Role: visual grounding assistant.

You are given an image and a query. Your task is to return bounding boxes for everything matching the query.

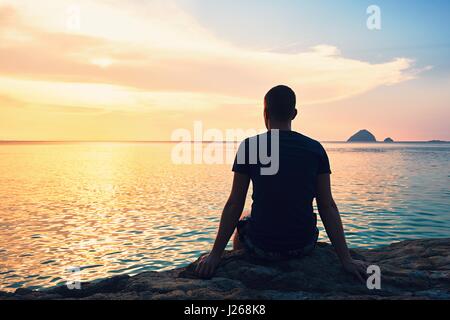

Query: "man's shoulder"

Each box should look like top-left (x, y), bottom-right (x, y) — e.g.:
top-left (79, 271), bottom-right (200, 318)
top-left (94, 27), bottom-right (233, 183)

top-left (239, 131), bottom-right (325, 153)
top-left (239, 131), bottom-right (269, 144)
top-left (290, 132), bottom-right (325, 152)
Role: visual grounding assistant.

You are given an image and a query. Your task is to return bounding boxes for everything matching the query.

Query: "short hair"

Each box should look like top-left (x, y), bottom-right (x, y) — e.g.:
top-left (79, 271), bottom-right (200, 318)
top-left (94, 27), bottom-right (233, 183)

top-left (264, 85), bottom-right (296, 121)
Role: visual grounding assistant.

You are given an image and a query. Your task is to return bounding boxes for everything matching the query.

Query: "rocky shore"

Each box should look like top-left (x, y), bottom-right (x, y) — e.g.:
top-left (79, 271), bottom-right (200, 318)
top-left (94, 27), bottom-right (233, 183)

top-left (1, 238), bottom-right (449, 300)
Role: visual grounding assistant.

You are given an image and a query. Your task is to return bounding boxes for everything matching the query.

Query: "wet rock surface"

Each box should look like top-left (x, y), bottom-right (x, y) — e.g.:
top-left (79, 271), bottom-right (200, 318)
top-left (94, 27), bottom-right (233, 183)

top-left (1, 239), bottom-right (449, 300)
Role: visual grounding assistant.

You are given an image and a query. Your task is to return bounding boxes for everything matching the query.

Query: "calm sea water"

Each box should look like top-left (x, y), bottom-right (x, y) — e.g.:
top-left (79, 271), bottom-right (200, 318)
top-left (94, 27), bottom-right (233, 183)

top-left (0, 142), bottom-right (449, 291)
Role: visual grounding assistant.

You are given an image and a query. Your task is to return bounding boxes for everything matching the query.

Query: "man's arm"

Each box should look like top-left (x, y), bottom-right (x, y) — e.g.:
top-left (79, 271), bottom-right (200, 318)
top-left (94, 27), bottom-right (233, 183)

top-left (195, 172), bottom-right (250, 278)
top-left (316, 174), bottom-right (368, 283)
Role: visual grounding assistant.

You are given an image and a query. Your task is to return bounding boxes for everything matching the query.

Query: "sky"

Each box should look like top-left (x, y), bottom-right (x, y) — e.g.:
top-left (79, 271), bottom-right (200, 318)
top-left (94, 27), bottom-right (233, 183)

top-left (0, 0), bottom-right (449, 141)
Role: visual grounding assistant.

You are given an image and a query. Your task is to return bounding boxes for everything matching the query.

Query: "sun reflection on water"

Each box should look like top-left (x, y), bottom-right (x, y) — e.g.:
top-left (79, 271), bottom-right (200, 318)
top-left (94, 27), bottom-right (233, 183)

top-left (0, 142), bottom-right (449, 291)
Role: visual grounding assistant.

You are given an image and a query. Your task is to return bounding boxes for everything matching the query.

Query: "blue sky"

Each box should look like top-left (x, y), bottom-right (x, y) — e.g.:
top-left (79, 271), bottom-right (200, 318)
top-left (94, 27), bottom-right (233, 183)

top-left (168, 0), bottom-right (450, 141)
top-left (179, 0), bottom-right (450, 75)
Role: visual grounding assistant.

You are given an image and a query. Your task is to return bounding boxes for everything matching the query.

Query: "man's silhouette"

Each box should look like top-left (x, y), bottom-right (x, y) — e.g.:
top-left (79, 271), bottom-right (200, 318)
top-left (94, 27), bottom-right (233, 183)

top-left (196, 85), bottom-right (367, 282)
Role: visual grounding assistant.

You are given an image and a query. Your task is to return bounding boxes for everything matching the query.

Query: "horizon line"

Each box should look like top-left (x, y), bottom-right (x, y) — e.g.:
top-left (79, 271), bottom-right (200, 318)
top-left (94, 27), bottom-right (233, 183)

top-left (0, 140), bottom-right (448, 144)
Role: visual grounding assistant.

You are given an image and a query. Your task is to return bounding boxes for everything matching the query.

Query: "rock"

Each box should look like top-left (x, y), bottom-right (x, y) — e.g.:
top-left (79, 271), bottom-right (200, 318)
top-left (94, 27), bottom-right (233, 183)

top-left (14, 288), bottom-right (34, 296)
top-left (0, 239), bottom-right (449, 300)
top-left (347, 129), bottom-right (377, 142)
top-left (46, 274), bottom-right (130, 299)
top-left (384, 138), bottom-right (394, 143)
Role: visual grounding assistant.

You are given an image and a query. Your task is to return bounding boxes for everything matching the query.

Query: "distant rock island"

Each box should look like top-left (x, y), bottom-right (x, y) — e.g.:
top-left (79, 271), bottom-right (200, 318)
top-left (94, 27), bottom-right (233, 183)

top-left (347, 130), bottom-right (377, 142)
top-left (384, 137), bottom-right (394, 143)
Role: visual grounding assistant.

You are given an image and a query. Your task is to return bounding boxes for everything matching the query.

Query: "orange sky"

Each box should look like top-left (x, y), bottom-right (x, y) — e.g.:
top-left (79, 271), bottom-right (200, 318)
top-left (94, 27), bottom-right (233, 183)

top-left (0, 0), bottom-right (448, 141)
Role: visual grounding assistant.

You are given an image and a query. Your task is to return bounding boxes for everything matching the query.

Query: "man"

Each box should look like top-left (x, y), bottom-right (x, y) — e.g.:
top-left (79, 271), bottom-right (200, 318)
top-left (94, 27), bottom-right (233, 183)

top-left (195, 85), bottom-right (368, 282)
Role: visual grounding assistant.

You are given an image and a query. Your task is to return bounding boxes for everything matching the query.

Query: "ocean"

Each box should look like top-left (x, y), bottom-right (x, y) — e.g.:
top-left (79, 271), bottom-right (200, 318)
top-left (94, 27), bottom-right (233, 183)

top-left (0, 142), bottom-right (449, 291)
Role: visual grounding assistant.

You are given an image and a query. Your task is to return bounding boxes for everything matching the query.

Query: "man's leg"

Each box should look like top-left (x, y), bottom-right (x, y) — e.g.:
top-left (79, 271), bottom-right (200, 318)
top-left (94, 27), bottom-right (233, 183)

top-left (233, 231), bottom-right (245, 251)
top-left (234, 213), bottom-right (251, 251)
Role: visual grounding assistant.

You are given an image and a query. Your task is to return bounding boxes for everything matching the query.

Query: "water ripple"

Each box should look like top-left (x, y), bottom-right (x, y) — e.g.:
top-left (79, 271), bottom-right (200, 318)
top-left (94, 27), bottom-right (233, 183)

top-left (0, 142), bottom-right (449, 291)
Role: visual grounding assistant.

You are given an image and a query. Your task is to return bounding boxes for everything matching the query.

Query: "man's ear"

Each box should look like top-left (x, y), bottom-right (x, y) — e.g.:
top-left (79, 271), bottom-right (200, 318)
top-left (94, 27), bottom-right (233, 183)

top-left (264, 103), bottom-right (270, 129)
top-left (292, 109), bottom-right (298, 120)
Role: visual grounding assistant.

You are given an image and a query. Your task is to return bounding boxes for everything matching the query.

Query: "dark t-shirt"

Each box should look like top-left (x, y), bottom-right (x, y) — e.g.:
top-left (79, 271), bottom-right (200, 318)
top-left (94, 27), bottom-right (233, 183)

top-left (232, 130), bottom-right (331, 251)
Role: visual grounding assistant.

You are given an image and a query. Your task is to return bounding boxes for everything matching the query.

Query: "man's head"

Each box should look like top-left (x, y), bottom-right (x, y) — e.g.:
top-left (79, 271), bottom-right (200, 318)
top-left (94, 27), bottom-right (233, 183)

top-left (264, 85), bottom-right (297, 129)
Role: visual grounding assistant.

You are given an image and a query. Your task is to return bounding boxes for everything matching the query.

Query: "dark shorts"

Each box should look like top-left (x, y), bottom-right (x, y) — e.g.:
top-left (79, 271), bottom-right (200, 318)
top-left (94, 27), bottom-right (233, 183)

top-left (236, 217), bottom-right (317, 261)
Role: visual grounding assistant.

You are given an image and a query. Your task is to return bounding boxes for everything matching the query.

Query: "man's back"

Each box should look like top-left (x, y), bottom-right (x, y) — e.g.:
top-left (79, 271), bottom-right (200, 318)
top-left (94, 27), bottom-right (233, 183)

top-left (233, 130), bottom-right (331, 251)
top-left (196, 85), bottom-right (367, 281)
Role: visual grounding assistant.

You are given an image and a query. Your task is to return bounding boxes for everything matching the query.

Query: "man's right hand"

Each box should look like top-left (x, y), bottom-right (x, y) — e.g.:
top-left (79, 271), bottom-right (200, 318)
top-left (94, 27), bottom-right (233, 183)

top-left (342, 258), bottom-right (369, 284)
top-left (194, 252), bottom-right (222, 279)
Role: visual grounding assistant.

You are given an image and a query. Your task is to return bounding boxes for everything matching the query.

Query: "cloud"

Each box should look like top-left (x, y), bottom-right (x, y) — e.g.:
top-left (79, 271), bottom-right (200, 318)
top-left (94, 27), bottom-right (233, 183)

top-left (0, 0), bottom-right (421, 114)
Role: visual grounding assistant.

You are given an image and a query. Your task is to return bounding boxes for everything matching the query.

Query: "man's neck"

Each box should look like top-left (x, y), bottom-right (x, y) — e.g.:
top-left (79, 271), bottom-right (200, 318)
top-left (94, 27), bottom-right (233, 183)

top-left (269, 122), bottom-right (292, 131)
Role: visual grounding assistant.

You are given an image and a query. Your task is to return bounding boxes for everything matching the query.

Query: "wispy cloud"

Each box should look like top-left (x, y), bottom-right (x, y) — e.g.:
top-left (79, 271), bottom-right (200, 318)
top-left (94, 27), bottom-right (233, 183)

top-left (0, 0), bottom-right (421, 116)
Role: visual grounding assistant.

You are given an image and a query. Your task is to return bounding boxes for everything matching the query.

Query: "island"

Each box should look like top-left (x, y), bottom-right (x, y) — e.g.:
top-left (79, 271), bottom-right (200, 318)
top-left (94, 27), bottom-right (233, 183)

top-left (1, 239), bottom-right (449, 300)
top-left (347, 129), bottom-right (377, 142)
top-left (384, 138), bottom-right (394, 143)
